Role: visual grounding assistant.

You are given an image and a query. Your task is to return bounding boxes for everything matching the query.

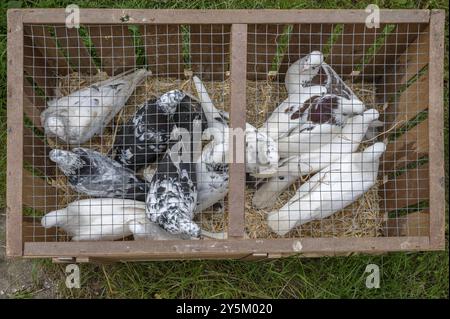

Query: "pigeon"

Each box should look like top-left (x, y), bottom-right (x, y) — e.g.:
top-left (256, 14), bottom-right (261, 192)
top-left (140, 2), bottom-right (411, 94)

top-left (50, 147), bottom-right (148, 201)
top-left (266, 142), bottom-right (386, 236)
top-left (284, 50), bottom-right (324, 95)
top-left (128, 217), bottom-right (187, 240)
top-left (41, 197), bottom-right (224, 241)
top-left (195, 128), bottom-right (230, 213)
top-left (41, 198), bottom-right (148, 241)
top-left (252, 109), bottom-right (379, 209)
top-left (189, 76), bottom-right (230, 212)
top-left (145, 106), bottom-right (203, 238)
top-left (41, 68), bottom-right (150, 144)
top-left (286, 51), bottom-right (364, 106)
top-left (275, 89), bottom-right (368, 158)
top-left (193, 75), bottom-right (279, 178)
top-left (260, 85), bottom-right (326, 140)
top-left (277, 123), bottom-right (343, 158)
top-left (112, 90), bottom-right (206, 171)
top-left (268, 52), bottom-right (366, 151)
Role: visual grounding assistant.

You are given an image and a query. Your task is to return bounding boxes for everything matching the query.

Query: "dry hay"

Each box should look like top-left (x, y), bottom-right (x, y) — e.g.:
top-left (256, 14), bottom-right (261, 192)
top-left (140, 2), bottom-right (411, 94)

top-left (48, 70), bottom-right (385, 239)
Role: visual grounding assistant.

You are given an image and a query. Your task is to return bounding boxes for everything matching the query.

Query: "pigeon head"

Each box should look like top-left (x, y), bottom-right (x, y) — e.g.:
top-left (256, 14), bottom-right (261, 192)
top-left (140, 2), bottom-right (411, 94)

top-left (361, 142), bottom-right (386, 163)
top-left (246, 130), bottom-right (279, 177)
top-left (49, 149), bottom-right (84, 175)
top-left (155, 209), bottom-right (201, 238)
top-left (157, 90), bottom-right (186, 114)
top-left (44, 116), bottom-right (67, 141)
top-left (301, 51), bottom-right (324, 73)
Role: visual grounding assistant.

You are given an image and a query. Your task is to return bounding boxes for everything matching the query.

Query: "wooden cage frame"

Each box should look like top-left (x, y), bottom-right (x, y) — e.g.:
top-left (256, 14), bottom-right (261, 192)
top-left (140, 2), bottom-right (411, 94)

top-left (6, 9), bottom-right (445, 262)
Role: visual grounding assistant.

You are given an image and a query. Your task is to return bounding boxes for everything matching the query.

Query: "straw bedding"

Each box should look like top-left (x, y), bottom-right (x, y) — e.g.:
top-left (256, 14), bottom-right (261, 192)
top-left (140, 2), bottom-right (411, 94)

top-left (48, 71), bottom-right (385, 239)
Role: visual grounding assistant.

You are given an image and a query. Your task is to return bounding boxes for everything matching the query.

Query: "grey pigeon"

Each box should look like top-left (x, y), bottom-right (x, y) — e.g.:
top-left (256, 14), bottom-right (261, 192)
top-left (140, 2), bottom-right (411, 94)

top-left (42, 68), bottom-right (150, 144)
top-left (50, 147), bottom-right (148, 201)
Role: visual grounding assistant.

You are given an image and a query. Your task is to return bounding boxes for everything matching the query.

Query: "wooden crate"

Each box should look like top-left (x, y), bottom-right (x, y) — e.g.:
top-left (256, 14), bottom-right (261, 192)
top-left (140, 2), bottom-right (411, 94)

top-left (6, 9), bottom-right (445, 262)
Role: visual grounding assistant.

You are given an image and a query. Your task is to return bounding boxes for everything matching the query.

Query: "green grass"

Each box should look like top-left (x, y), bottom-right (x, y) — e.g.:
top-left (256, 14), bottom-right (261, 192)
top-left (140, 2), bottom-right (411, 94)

top-left (0, 0), bottom-right (448, 299)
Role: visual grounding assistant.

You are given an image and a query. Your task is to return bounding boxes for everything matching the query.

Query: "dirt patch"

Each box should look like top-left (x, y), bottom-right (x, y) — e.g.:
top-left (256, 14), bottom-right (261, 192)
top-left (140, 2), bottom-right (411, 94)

top-left (0, 209), bottom-right (57, 299)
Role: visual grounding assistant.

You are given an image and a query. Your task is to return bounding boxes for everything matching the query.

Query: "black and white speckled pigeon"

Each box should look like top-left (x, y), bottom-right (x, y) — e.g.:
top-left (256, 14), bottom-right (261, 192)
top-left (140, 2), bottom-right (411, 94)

top-left (50, 148), bottom-right (148, 201)
top-left (112, 90), bottom-right (182, 171)
top-left (145, 104), bottom-right (204, 238)
top-left (42, 68), bottom-right (150, 144)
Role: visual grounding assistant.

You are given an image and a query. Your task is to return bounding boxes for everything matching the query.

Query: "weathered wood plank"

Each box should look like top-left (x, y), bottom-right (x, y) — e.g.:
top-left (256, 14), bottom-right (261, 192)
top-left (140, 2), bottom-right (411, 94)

top-left (23, 170), bottom-right (58, 213)
top-left (53, 26), bottom-right (97, 74)
top-left (385, 210), bottom-right (430, 237)
top-left (228, 24), bottom-right (247, 238)
top-left (381, 163), bottom-right (429, 212)
top-left (247, 24), bottom-right (285, 81)
top-left (141, 24), bottom-right (183, 78)
top-left (382, 120), bottom-right (428, 172)
top-left (278, 24), bottom-right (334, 80)
top-left (88, 25), bottom-right (136, 75)
top-left (327, 24), bottom-right (385, 77)
top-left (190, 24), bottom-right (231, 81)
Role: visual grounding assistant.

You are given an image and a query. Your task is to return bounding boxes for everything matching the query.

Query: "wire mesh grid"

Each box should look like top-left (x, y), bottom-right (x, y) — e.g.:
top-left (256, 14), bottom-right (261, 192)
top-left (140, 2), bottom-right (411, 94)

top-left (20, 22), bottom-right (430, 244)
top-left (244, 23), bottom-right (430, 239)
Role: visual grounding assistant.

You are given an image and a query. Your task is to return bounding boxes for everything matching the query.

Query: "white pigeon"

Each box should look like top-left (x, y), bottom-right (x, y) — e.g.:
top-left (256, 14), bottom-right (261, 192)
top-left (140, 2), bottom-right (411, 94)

top-left (41, 68), bottom-right (150, 144)
top-left (196, 128), bottom-right (229, 213)
top-left (284, 50), bottom-right (324, 95)
top-left (193, 76), bottom-right (279, 178)
top-left (267, 142), bottom-right (386, 236)
top-left (277, 123), bottom-right (343, 158)
top-left (193, 76), bottom-right (229, 212)
top-left (253, 109), bottom-right (379, 209)
top-left (41, 198), bottom-right (147, 241)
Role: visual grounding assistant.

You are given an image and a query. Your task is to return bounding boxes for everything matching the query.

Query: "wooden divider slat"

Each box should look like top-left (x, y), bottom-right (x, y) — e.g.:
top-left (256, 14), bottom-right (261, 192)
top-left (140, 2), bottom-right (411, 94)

top-left (228, 24), bottom-right (247, 238)
top-left (326, 24), bottom-right (385, 77)
top-left (278, 24), bottom-right (334, 81)
top-left (381, 163), bottom-right (429, 212)
top-left (88, 25), bottom-right (136, 75)
top-left (362, 23), bottom-right (424, 81)
top-left (385, 210), bottom-right (430, 237)
top-left (141, 24), bottom-right (184, 78)
top-left (382, 120), bottom-right (428, 172)
top-left (247, 24), bottom-right (285, 81)
top-left (190, 24), bottom-right (231, 81)
top-left (23, 170), bottom-right (58, 212)
top-left (54, 27), bottom-right (97, 74)
top-left (23, 32), bottom-right (55, 97)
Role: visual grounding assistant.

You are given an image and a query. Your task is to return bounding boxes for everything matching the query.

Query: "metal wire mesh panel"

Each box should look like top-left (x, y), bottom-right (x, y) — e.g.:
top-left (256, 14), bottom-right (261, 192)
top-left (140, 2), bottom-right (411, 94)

top-left (244, 23), bottom-right (430, 239)
top-left (18, 19), bottom-right (432, 248)
top-left (22, 24), bottom-right (232, 242)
